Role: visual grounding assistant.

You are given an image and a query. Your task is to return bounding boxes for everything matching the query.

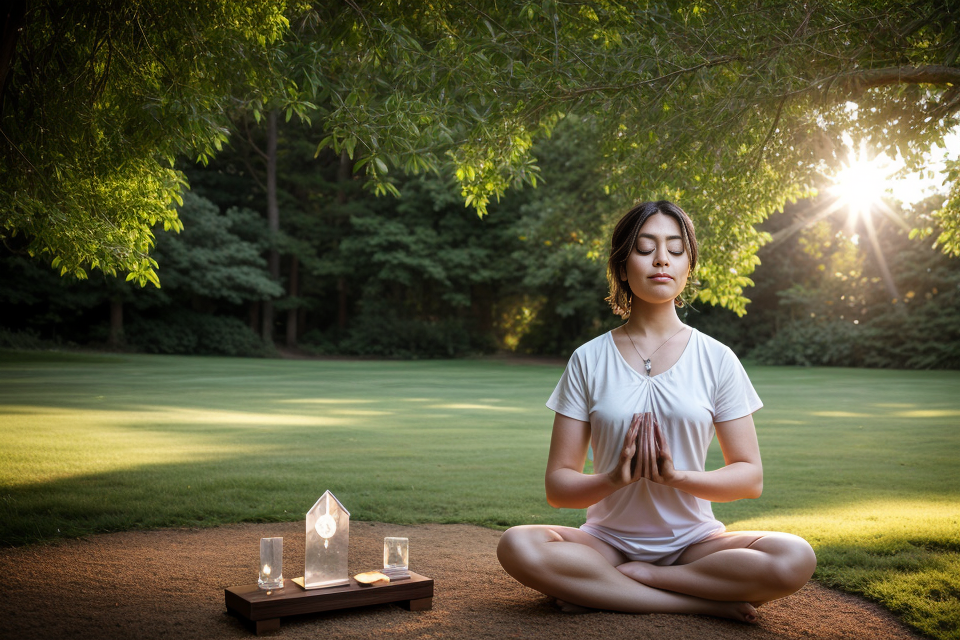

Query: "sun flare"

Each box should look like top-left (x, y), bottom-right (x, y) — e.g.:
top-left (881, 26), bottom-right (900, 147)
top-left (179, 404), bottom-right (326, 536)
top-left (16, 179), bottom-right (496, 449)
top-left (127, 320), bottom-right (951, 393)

top-left (828, 140), bottom-right (892, 222)
top-left (822, 138), bottom-right (905, 300)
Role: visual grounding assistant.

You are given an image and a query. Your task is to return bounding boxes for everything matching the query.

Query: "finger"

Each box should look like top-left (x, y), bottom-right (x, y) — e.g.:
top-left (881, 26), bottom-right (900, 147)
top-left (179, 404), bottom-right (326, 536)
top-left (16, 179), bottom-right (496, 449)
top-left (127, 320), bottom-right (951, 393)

top-left (650, 419), bottom-right (663, 481)
top-left (641, 417), bottom-right (652, 479)
top-left (654, 418), bottom-right (670, 457)
top-left (626, 414), bottom-right (640, 447)
top-left (651, 422), bottom-right (664, 482)
top-left (625, 415), bottom-right (640, 457)
top-left (622, 417), bottom-right (636, 464)
top-left (651, 417), bottom-right (662, 478)
top-left (637, 421), bottom-right (647, 478)
top-left (635, 417), bottom-right (644, 478)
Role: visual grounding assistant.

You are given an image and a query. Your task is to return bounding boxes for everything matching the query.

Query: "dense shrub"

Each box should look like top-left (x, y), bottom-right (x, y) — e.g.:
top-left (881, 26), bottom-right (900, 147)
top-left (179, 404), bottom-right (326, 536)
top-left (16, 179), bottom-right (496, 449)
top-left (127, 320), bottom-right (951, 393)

top-left (855, 302), bottom-right (960, 369)
top-left (0, 328), bottom-right (54, 350)
top-left (750, 300), bottom-right (960, 370)
top-left (302, 314), bottom-right (493, 359)
top-left (127, 312), bottom-right (266, 357)
top-left (750, 320), bottom-right (864, 366)
top-left (298, 328), bottom-right (342, 356)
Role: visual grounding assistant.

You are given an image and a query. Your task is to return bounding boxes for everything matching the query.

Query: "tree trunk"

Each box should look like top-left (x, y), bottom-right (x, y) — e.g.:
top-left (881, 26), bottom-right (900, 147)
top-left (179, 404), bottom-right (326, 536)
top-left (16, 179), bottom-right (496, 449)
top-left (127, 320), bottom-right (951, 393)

top-left (337, 277), bottom-right (348, 330)
top-left (248, 301), bottom-right (260, 333)
top-left (471, 284), bottom-right (493, 335)
top-left (261, 109), bottom-right (280, 345)
top-left (109, 298), bottom-right (124, 347)
top-left (286, 255), bottom-right (299, 347)
top-left (298, 307), bottom-right (307, 339)
top-left (336, 148), bottom-right (353, 330)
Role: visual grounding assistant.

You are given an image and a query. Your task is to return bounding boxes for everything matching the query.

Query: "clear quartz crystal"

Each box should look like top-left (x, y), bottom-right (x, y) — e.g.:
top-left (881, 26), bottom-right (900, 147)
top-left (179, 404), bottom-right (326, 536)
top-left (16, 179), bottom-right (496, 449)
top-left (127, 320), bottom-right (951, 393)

top-left (304, 492), bottom-right (350, 589)
top-left (644, 359), bottom-right (652, 374)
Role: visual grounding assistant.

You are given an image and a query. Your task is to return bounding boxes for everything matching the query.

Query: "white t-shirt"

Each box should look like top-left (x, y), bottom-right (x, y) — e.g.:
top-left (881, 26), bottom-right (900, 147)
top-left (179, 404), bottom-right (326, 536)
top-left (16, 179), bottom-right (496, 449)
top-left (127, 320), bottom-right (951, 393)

top-left (546, 328), bottom-right (763, 564)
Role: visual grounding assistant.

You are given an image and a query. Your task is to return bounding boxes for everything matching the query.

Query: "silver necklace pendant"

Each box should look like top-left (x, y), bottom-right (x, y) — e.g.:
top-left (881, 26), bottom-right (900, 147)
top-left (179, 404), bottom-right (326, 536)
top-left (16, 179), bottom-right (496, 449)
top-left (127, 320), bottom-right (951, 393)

top-left (623, 324), bottom-right (686, 379)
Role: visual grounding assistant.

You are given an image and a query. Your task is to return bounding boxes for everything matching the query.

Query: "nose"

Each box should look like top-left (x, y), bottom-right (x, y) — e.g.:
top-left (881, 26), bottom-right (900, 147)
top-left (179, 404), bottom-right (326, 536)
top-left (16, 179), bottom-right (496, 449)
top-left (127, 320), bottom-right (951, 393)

top-left (653, 245), bottom-right (669, 267)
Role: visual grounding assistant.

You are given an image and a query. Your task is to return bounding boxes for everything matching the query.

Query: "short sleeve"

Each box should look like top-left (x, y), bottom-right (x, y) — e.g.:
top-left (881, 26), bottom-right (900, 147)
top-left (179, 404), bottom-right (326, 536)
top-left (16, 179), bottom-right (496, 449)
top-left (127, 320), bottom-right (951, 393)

top-left (713, 348), bottom-right (763, 423)
top-left (546, 351), bottom-right (591, 422)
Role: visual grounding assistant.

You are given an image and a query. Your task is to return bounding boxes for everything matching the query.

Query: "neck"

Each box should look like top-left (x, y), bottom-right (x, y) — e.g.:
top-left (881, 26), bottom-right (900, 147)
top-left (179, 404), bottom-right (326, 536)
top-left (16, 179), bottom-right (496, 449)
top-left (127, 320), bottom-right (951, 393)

top-left (625, 299), bottom-right (684, 336)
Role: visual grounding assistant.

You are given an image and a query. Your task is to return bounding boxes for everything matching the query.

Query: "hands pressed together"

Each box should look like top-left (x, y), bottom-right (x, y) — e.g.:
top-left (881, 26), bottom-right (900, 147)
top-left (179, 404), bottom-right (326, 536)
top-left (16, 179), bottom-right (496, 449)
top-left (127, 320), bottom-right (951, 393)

top-left (609, 412), bottom-right (678, 489)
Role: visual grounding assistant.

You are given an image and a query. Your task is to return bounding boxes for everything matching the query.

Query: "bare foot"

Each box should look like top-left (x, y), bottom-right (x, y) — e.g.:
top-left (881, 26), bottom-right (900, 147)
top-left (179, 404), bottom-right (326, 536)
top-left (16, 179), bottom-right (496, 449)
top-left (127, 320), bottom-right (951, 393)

top-left (617, 562), bottom-right (758, 624)
top-left (718, 601), bottom-right (758, 624)
top-left (552, 598), bottom-right (595, 614)
top-left (617, 560), bottom-right (655, 584)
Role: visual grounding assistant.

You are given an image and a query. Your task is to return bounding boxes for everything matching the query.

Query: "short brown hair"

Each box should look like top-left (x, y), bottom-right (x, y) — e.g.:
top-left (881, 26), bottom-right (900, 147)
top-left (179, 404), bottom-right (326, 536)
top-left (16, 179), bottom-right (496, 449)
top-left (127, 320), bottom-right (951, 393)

top-left (605, 200), bottom-right (698, 318)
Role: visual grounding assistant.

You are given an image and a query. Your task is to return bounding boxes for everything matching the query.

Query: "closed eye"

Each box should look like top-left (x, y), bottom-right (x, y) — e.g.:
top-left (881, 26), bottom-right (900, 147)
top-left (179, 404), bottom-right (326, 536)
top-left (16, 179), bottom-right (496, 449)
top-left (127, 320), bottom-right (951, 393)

top-left (637, 248), bottom-right (684, 255)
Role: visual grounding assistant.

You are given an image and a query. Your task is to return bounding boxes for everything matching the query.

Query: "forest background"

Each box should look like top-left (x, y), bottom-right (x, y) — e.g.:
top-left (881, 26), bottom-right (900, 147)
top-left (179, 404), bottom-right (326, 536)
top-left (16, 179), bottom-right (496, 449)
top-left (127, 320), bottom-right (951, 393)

top-left (2, 1), bottom-right (960, 368)
top-left (3, 112), bottom-right (960, 369)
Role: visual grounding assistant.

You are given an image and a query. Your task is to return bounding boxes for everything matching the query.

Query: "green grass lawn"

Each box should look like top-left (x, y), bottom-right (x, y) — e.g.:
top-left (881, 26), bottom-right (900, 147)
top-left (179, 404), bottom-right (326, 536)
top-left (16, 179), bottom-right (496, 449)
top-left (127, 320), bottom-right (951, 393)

top-left (1, 350), bottom-right (958, 638)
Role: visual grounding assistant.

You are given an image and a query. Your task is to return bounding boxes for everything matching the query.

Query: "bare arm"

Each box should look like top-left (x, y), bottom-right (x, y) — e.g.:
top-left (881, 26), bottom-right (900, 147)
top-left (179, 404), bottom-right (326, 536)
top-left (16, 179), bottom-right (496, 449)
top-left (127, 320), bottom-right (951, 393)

top-left (544, 412), bottom-right (643, 508)
top-left (643, 413), bottom-right (763, 502)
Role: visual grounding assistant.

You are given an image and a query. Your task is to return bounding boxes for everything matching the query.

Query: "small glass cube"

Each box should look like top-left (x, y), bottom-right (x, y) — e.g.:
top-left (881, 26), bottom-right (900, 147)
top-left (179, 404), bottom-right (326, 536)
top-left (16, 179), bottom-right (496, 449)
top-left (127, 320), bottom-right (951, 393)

top-left (383, 536), bottom-right (409, 579)
top-left (258, 537), bottom-right (284, 590)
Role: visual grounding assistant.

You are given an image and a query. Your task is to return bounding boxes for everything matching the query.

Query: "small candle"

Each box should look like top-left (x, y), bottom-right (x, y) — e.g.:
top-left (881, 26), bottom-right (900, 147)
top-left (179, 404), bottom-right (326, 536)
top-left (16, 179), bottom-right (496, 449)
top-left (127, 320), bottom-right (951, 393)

top-left (259, 537), bottom-right (284, 590)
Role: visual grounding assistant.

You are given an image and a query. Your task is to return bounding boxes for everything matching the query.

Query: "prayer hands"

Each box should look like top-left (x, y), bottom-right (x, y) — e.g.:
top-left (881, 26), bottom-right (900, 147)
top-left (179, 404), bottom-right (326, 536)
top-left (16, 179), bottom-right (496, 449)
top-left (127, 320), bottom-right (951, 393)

top-left (610, 412), bottom-right (677, 488)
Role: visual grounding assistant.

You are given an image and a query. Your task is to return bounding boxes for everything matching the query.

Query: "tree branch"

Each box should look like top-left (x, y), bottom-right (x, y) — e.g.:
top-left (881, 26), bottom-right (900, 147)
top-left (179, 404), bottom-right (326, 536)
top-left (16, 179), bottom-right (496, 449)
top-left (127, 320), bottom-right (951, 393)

top-left (241, 116), bottom-right (269, 161)
top-left (834, 65), bottom-right (960, 93)
top-left (776, 64), bottom-right (960, 114)
top-left (754, 94), bottom-right (787, 172)
top-left (524, 54), bottom-right (741, 118)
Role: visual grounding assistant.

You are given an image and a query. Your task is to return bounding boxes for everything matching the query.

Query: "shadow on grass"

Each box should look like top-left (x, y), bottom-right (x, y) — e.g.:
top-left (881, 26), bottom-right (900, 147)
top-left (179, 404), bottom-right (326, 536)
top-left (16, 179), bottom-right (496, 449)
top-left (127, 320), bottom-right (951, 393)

top-left (0, 449), bottom-right (564, 547)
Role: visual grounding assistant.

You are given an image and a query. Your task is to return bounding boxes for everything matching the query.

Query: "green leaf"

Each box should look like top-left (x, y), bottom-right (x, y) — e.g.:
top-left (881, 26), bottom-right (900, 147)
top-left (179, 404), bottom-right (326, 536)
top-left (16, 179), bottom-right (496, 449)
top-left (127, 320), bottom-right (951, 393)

top-left (315, 135), bottom-right (334, 157)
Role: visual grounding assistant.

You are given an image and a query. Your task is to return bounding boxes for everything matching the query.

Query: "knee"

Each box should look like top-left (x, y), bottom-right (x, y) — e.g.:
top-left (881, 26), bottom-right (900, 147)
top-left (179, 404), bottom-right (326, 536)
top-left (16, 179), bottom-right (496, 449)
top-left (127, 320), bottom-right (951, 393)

top-left (497, 525), bottom-right (544, 561)
top-left (496, 526), bottom-right (522, 565)
top-left (765, 534), bottom-right (817, 594)
top-left (496, 525), bottom-right (559, 577)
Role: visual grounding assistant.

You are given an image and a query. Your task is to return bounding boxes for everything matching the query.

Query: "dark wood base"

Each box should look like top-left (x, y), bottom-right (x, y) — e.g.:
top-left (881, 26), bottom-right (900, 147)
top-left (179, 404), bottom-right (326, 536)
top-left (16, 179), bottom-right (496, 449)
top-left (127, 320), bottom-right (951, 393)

top-left (224, 572), bottom-right (434, 635)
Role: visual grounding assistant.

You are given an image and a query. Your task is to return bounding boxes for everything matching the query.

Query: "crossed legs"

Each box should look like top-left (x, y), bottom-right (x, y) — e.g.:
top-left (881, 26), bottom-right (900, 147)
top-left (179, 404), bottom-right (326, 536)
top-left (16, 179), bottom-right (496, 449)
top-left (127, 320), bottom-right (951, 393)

top-left (496, 525), bottom-right (816, 622)
top-left (618, 530), bottom-right (817, 606)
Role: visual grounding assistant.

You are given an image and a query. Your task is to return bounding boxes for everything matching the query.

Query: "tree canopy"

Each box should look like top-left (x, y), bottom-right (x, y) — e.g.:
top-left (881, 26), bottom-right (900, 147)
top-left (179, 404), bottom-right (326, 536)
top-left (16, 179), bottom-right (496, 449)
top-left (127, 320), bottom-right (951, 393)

top-left (3, 1), bottom-right (959, 312)
top-left (0, 0), bottom-right (310, 285)
top-left (314, 0), bottom-right (960, 312)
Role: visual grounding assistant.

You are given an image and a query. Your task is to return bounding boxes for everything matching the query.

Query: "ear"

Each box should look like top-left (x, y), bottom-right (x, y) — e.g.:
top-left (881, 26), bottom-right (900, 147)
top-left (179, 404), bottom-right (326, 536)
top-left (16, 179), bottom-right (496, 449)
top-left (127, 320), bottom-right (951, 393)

top-left (619, 267), bottom-right (626, 281)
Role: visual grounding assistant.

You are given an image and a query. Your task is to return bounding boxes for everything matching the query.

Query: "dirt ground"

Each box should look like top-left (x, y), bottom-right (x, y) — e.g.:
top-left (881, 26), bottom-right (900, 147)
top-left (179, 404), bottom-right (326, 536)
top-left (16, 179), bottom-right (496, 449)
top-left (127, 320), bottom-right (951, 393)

top-left (1, 521), bottom-right (922, 639)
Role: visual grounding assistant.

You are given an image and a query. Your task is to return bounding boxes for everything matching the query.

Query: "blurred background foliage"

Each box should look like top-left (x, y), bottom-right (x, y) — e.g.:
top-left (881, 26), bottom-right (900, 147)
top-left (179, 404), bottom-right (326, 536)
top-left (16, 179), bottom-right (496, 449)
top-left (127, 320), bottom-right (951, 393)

top-left (5, 1), bottom-right (960, 307)
top-left (2, 0), bottom-right (960, 367)
top-left (2, 112), bottom-right (959, 367)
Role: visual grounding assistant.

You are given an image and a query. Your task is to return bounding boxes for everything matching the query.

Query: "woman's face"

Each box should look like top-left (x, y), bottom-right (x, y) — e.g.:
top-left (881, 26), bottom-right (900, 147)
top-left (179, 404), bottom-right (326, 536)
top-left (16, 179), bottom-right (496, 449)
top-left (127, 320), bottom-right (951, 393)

top-left (622, 213), bottom-right (690, 306)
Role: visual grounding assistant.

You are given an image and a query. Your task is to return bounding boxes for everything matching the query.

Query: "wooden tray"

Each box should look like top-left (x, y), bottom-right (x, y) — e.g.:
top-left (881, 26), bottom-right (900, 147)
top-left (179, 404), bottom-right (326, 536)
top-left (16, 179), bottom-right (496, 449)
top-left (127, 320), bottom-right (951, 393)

top-left (224, 572), bottom-right (434, 635)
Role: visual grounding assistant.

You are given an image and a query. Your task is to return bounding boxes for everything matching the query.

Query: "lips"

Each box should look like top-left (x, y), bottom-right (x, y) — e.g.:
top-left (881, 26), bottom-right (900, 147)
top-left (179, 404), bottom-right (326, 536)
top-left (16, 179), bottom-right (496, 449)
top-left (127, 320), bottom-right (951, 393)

top-left (649, 273), bottom-right (673, 282)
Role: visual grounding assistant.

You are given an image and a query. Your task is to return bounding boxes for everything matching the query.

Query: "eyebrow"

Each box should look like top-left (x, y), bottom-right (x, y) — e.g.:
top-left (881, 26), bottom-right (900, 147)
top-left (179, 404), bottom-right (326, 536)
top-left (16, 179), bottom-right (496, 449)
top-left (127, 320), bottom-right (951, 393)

top-left (637, 233), bottom-right (684, 240)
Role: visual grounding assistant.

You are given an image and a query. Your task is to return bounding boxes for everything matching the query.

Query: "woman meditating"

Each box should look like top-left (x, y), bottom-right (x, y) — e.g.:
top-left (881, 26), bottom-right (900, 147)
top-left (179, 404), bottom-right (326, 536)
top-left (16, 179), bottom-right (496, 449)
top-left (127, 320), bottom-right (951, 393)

top-left (497, 200), bottom-right (816, 623)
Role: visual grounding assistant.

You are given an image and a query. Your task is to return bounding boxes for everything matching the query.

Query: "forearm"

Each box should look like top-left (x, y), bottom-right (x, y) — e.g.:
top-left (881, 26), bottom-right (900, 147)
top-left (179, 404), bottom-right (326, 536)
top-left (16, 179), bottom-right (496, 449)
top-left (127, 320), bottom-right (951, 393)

top-left (666, 461), bottom-right (763, 502)
top-left (545, 468), bottom-right (624, 509)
